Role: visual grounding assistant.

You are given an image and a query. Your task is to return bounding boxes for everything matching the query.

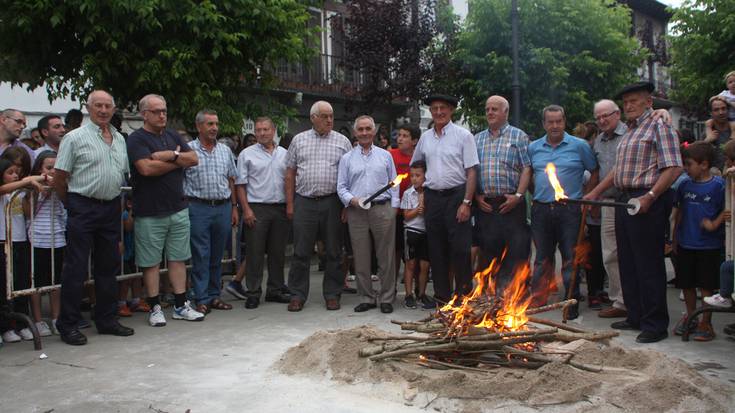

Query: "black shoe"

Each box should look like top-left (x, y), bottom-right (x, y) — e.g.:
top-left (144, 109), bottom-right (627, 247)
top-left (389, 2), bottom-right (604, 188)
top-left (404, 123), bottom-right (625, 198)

top-left (97, 322), bottom-right (135, 337)
top-left (60, 329), bottom-right (88, 346)
top-left (354, 303), bottom-right (377, 312)
top-left (636, 330), bottom-right (668, 343)
top-left (565, 304), bottom-right (579, 320)
top-left (419, 295), bottom-right (435, 310)
top-left (724, 323), bottom-right (735, 336)
top-left (342, 286), bottom-right (357, 294)
top-left (611, 320), bottom-right (639, 330)
top-left (264, 292), bottom-right (291, 303)
top-left (380, 303), bottom-right (394, 314)
top-left (245, 296), bottom-right (260, 309)
top-left (404, 295), bottom-right (417, 309)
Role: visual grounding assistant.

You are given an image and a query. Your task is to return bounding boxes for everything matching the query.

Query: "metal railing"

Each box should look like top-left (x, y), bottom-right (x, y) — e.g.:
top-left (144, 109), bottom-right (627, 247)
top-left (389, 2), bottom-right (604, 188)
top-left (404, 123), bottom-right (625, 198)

top-left (4, 187), bottom-right (238, 300)
top-left (272, 53), bottom-right (365, 94)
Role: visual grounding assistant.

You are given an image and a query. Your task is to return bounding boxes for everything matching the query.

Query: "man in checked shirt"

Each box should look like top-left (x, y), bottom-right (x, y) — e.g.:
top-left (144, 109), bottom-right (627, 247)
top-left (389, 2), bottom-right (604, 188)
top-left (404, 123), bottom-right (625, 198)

top-left (285, 101), bottom-right (352, 312)
top-left (474, 95), bottom-right (531, 295)
top-left (586, 82), bottom-right (683, 344)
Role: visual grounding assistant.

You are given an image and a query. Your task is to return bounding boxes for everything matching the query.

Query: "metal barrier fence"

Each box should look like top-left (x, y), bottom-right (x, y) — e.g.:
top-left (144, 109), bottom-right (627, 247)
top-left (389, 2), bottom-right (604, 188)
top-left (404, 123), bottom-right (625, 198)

top-left (4, 186), bottom-right (238, 300)
top-left (726, 174), bottom-right (733, 262)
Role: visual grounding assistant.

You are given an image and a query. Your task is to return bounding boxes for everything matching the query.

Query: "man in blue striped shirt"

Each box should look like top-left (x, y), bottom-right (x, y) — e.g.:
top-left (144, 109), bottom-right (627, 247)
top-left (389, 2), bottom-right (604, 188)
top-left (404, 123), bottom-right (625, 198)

top-left (184, 109), bottom-right (239, 313)
top-left (474, 95), bottom-right (531, 294)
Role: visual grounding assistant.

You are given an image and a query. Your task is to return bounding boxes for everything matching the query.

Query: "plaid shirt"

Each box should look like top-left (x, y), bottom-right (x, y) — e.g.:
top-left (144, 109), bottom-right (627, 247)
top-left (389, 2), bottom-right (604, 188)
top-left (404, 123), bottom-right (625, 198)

top-left (614, 109), bottom-right (682, 189)
top-left (184, 139), bottom-right (237, 200)
top-left (286, 128), bottom-right (352, 197)
top-left (475, 123), bottom-right (531, 196)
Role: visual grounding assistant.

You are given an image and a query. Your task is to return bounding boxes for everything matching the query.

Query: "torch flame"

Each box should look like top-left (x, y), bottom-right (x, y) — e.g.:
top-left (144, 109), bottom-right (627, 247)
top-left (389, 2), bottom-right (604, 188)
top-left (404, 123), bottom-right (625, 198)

top-left (391, 173), bottom-right (409, 187)
top-left (545, 163), bottom-right (567, 201)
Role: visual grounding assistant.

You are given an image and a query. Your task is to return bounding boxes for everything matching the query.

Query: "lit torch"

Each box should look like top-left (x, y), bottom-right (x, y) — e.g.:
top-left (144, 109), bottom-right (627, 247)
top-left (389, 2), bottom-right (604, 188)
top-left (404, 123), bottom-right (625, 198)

top-left (359, 173), bottom-right (408, 209)
top-left (544, 163), bottom-right (640, 215)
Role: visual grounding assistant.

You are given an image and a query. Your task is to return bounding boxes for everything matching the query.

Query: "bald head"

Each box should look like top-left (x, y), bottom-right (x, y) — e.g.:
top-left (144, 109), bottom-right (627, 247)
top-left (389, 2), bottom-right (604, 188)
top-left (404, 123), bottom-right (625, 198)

top-left (485, 95), bottom-right (510, 130)
top-left (593, 99), bottom-right (621, 135)
top-left (310, 100), bottom-right (334, 135)
top-left (86, 90), bottom-right (115, 127)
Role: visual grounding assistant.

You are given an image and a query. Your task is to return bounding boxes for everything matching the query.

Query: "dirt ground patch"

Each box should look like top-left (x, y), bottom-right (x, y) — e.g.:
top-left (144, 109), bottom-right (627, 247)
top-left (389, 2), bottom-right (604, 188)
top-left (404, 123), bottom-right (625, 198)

top-left (276, 325), bottom-right (734, 412)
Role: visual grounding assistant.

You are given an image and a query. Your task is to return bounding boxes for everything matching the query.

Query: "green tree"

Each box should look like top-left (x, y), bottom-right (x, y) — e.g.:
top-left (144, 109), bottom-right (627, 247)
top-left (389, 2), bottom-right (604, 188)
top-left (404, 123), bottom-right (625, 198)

top-left (446, 0), bottom-right (642, 136)
top-left (0, 0), bottom-right (315, 130)
top-left (670, 0), bottom-right (735, 114)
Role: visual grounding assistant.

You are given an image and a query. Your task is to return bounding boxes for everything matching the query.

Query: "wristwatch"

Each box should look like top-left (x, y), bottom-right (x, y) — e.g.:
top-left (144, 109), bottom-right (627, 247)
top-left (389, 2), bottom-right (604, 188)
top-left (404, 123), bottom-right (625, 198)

top-left (172, 150), bottom-right (180, 162)
top-left (647, 190), bottom-right (656, 199)
top-left (462, 198), bottom-right (472, 206)
top-left (514, 192), bottom-right (523, 198)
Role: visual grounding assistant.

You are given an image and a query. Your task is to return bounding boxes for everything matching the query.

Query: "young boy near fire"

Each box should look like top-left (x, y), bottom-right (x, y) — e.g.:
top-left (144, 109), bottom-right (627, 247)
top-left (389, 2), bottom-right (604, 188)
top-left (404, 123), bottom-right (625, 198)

top-left (401, 160), bottom-right (433, 309)
top-left (672, 141), bottom-right (726, 341)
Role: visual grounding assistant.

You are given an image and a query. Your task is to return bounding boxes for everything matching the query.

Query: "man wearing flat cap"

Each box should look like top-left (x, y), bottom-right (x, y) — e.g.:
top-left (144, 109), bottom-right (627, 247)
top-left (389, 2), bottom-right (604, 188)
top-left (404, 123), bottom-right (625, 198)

top-left (410, 94), bottom-right (479, 304)
top-left (586, 81), bottom-right (682, 344)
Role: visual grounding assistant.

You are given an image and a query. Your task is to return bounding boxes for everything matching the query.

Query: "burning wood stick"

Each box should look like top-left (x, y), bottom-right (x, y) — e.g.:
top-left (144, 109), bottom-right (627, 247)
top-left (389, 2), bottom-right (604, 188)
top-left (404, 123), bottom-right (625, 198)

top-left (527, 316), bottom-right (589, 333)
top-left (526, 299), bottom-right (578, 315)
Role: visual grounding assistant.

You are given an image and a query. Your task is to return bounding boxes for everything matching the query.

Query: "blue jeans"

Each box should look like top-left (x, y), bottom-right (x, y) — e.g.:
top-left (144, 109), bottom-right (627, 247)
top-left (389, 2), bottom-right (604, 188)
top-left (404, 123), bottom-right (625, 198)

top-left (530, 202), bottom-right (582, 304)
top-left (189, 202), bottom-right (231, 305)
top-left (720, 260), bottom-right (734, 297)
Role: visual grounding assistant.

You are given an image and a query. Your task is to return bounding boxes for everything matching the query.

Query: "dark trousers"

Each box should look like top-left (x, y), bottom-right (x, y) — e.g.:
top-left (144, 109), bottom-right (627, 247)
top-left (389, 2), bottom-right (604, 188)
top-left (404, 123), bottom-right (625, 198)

top-left (585, 224), bottom-right (606, 296)
top-left (0, 241), bottom-right (31, 331)
top-left (244, 203), bottom-right (289, 297)
top-left (616, 189), bottom-right (672, 333)
top-left (288, 194), bottom-right (343, 302)
top-left (531, 202), bottom-right (582, 304)
top-left (424, 186), bottom-right (473, 303)
top-left (476, 197), bottom-right (530, 294)
top-left (58, 193), bottom-right (121, 333)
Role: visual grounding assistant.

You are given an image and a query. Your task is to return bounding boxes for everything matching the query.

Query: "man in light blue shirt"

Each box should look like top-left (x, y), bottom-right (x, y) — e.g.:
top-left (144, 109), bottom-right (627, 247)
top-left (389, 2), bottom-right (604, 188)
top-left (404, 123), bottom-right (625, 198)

top-left (528, 105), bottom-right (597, 319)
top-left (338, 115), bottom-right (398, 313)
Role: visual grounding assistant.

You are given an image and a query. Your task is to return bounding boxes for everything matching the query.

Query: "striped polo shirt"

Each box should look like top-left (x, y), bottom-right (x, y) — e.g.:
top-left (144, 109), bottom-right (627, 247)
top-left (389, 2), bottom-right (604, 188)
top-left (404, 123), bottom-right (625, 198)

top-left (55, 122), bottom-right (129, 200)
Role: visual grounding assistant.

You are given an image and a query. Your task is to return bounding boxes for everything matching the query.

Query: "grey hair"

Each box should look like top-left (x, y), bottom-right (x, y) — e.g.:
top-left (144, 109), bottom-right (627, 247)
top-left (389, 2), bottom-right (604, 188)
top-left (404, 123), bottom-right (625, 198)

top-left (87, 90), bottom-right (116, 107)
top-left (310, 100), bottom-right (332, 117)
top-left (593, 99), bottom-right (620, 113)
top-left (138, 94), bottom-right (166, 112)
top-left (254, 116), bottom-right (275, 129)
top-left (542, 104), bottom-right (565, 121)
top-left (195, 109), bottom-right (218, 124)
top-left (487, 95), bottom-right (510, 113)
top-left (1, 108), bottom-right (21, 117)
top-left (353, 115), bottom-right (376, 131)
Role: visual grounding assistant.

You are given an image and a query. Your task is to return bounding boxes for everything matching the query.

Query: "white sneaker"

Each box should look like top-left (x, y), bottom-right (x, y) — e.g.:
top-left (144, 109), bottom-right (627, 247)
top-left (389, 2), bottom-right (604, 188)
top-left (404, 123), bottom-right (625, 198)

top-left (346, 274), bottom-right (356, 282)
top-left (371, 274), bottom-right (379, 281)
top-left (35, 321), bottom-right (52, 337)
top-left (2, 330), bottom-right (21, 343)
top-left (51, 319), bottom-right (59, 335)
top-left (18, 328), bottom-right (34, 341)
top-left (172, 301), bottom-right (205, 321)
top-left (704, 293), bottom-right (733, 308)
top-left (148, 304), bottom-right (167, 327)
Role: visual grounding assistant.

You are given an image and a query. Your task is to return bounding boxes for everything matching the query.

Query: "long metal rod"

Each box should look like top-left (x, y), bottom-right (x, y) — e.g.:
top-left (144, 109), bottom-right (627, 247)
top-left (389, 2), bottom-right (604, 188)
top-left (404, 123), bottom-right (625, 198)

top-left (560, 197), bottom-right (635, 209)
top-left (510, 0), bottom-right (521, 127)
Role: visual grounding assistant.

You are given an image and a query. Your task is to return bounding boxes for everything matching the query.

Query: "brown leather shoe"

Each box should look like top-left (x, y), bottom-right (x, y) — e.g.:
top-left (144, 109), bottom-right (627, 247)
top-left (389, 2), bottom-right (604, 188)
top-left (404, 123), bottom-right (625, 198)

top-left (287, 298), bottom-right (304, 312)
top-left (325, 298), bottom-right (341, 311)
top-left (599, 307), bottom-right (627, 318)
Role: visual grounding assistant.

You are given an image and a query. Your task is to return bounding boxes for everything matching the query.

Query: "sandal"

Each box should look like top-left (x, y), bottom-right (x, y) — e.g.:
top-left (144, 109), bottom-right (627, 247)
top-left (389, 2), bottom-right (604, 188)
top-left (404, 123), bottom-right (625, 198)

top-left (692, 323), bottom-right (715, 342)
top-left (210, 298), bottom-right (233, 310)
top-left (196, 303), bottom-right (211, 314)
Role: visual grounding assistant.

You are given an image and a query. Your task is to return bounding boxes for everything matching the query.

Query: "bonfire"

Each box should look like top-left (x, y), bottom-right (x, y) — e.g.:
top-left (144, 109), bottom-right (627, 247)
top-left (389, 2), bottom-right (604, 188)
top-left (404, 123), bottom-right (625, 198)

top-left (359, 255), bottom-right (619, 372)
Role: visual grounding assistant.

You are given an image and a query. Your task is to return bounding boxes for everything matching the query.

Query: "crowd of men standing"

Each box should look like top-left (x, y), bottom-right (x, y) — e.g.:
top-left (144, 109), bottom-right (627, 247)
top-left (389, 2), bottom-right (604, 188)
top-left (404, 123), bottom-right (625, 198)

top-left (0, 79), bottom-right (685, 347)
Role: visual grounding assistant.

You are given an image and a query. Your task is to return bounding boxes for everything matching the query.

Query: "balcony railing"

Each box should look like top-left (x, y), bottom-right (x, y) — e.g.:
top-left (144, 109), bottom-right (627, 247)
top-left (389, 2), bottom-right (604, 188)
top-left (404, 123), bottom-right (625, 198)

top-left (272, 53), bottom-right (364, 96)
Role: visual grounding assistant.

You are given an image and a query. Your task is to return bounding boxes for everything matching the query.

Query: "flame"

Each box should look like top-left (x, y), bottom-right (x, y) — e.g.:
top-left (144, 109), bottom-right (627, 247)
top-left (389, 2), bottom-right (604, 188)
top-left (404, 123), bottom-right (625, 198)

top-left (545, 163), bottom-right (567, 201)
top-left (437, 252), bottom-right (533, 336)
top-left (391, 173), bottom-right (409, 186)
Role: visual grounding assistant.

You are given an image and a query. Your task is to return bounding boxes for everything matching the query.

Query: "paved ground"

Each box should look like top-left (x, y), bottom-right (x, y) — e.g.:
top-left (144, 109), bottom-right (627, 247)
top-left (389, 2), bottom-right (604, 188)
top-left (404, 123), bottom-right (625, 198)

top-left (1, 261), bottom-right (734, 413)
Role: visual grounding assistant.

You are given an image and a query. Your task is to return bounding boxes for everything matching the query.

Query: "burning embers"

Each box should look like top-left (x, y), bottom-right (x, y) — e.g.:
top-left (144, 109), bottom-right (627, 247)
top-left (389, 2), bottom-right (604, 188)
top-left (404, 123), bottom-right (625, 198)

top-left (360, 256), bottom-right (619, 371)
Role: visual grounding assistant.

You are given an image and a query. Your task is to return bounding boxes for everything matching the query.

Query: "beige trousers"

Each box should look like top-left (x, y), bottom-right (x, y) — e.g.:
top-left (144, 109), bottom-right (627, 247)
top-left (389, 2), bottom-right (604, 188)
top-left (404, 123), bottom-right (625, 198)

top-left (601, 202), bottom-right (625, 310)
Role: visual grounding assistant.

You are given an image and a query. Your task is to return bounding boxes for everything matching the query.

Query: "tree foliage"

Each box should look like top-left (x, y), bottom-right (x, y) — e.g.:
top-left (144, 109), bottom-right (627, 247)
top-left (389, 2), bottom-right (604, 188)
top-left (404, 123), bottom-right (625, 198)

top-left (0, 0), bottom-right (315, 130)
top-left (337, 0), bottom-right (440, 109)
top-left (443, 0), bottom-right (642, 136)
top-left (670, 0), bottom-right (735, 114)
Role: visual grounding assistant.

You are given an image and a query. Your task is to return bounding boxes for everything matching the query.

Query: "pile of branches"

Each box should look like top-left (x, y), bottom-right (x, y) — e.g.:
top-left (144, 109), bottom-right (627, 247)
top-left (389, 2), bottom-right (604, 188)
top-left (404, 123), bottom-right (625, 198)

top-left (359, 299), bottom-right (619, 372)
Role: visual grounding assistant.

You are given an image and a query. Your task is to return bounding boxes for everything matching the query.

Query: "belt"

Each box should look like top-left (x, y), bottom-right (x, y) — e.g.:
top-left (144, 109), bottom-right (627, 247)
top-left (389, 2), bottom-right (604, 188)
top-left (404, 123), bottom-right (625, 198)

top-left (188, 197), bottom-right (229, 206)
top-left (372, 199), bottom-right (390, 205)
top-left (484, 195), bottom-right (508, 204)
top-left (425, 185), bottom-right (464, 196)
top-left (299, 193), bottom-right (336, 201)
top-left (249, 202), bottom-right (286, 207)
top-left (69, 193), bottom-right (119, 204)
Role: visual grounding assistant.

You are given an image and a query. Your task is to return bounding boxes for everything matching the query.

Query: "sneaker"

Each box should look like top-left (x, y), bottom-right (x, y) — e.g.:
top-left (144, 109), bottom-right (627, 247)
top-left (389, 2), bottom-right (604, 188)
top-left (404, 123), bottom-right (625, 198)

top-left (117, 303), bottom-right (133, 317)
top-left (404, 294), bottom-right (417, 309)
top-left (131, 300), bottom-right (151, 313)
top-left (225, 281), bottom-right (247, 300)
top-left (35, 321), bottom-right (52, 337)
top-left (673, 315), bottom-right (697, 336)
top-left (18, 328), bottom-right (33, 341)
top-left (692, 323), bottom-right (716, 342)
top-left (346, 274), bottom-right (356, 282)
top-left (371, 274), bottom-right (379, 281)
top-left (51, 319), bottom-right (59, 335)
top-left (172, 301), bottom-right (205, 321)
top-left (2, 330), bottom-right (21, 343)
top-left (419, 295), bottom-right (435, 310)
top-left (703, 293), bottom-right (733, 308)
top-left (148, 304), bottom-right (167, 327)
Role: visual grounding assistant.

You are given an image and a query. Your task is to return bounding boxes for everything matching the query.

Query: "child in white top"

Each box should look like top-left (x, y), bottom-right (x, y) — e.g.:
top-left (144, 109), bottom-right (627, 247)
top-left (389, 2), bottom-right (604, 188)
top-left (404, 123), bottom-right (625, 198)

top-left (400, 160), bottom-right (432, 309)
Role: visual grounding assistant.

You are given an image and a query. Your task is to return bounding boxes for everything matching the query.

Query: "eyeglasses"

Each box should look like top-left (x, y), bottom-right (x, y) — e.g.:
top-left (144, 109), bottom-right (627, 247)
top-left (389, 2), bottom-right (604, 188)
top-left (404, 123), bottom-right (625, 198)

top-left (6, 117), bottom-right (26, 127)
top-left (594, 110), bottom-right (618, 122)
